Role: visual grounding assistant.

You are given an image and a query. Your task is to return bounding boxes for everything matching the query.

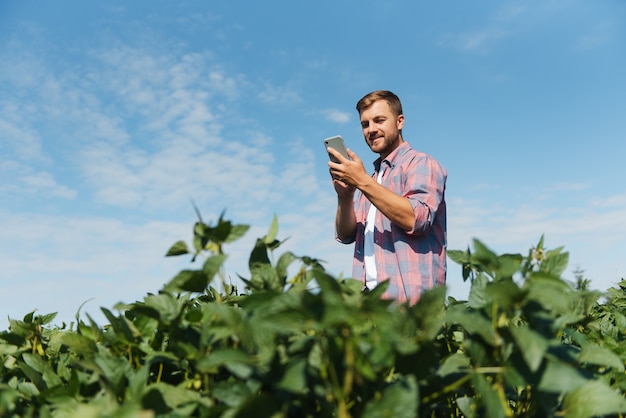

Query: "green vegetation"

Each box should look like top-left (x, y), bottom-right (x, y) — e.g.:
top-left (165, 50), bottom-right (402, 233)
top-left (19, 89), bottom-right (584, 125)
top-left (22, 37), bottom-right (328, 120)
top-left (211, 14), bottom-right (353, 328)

top-left (1, 211), bottom-right (626, 417)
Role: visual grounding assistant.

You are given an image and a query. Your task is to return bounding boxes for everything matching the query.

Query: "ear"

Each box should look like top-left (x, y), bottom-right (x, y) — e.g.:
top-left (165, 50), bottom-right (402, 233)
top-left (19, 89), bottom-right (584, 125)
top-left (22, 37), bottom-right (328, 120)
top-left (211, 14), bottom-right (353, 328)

top-left (396, 114), bottom-right (405, 130)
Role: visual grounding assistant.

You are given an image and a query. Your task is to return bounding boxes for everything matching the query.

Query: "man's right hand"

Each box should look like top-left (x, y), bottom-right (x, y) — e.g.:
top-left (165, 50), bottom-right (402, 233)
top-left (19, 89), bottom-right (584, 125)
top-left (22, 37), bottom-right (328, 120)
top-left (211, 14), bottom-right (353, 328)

top-left (327, 147), bottom-right (356, 197)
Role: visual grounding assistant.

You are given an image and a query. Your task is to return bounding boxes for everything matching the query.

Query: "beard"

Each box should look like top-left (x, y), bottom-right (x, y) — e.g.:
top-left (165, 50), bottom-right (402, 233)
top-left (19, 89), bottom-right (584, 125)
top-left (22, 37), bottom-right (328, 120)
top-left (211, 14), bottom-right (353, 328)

top-left (367, 130), bottom-right (402, 157)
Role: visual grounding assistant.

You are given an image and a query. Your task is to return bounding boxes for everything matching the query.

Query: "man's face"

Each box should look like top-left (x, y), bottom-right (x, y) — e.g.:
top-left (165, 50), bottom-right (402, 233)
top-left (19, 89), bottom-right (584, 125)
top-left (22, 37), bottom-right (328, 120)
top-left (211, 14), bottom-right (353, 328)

top-left (359, 100), bottom-right (405, 159)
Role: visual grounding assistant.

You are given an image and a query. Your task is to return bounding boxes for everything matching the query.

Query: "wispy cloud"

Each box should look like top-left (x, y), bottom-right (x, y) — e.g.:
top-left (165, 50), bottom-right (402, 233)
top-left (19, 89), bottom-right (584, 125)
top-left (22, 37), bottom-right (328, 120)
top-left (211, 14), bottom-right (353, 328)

top-left (442, 28), bottom-right (510, 53)
top-left (591, 193), bottom-right (626, 209)
top-left (322, 108), bottom-right (351, 124)
top-left (574, 21), bottom-right (616, 51)
top-left (0, 210), bottom-right (191, 322)
top-left (0, 28), bottom-right (348, 324)
top-left (438, 1), bottom-right (567, 53)
top-left (0, 115), bottom-right (45, 161)
top-left (258, 83), bottom-right (302, 105)
top-left (0, 164), bottom-right (76, 200)
top-left (448, 190), bottom-right (626, 289)
top-left (541, 181), bottom-right (591, 193)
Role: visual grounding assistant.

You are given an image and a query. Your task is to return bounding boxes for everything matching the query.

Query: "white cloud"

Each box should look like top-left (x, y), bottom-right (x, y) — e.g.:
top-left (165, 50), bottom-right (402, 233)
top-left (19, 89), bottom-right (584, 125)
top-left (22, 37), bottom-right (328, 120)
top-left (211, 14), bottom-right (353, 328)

top-left (258, 83), bottom-right (302, 105)
top-left (447, 190), bottom-right (626, 293)
top-left (467, 182), bottom-right (502, 192)
top-left (0, 211), bottom-right (191, 324)
top-left (444, 28), bottom-right (510, 53)
top-left (20, 171), bottom-right (77, 199)
top-left (323, 108), bottom-right (351, 124)
top-left (573, 18), bottom-right (616, 51)
top-left (438, 1), bottom-right (571, 53)
top-left (0, 116), bottom-right (45, 161)
top-left (541, 181), bottom-right (591, 193)
top-left (0, 173), bottom-right (351, 326)
top-left (0, 161), bottom-right (76, 200)
top-left (0, 31), bottom-right (333, 325)
top-left (591, 193), bottom-right (626, 209)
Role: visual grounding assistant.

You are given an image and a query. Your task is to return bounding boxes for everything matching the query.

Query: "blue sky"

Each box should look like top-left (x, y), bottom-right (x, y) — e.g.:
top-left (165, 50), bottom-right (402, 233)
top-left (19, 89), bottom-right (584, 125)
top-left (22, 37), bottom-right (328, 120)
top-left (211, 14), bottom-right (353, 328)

top-left (1, 0), bottom-right (625, 326)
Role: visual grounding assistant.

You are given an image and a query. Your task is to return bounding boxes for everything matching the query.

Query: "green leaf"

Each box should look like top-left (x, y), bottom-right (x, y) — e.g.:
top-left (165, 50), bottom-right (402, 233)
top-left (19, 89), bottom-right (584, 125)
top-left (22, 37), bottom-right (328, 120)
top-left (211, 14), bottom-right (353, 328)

top-left (212, 380), bottom-right (252, 407)
top-left (91, 347), bottom-right (131, 391)
top-left (410, 285), bottom-right (446, 341)
top-left (484, 279), bottom-right (524, 310)
top-left (437, 352), bottom-right (471, 377)
top-left (197, 349), bottom-right (255, 378)
top-left (362, 374), bottom-right (419, 418)
top-left (17, 381), bottom-right (39, 398)
top-left (22, 353), bottom-right (63, 388)
top-left (276, 251), bottom-right (298, 282)
top-left (494, 253), bottom-right (523, 280)
top-left (249, 237), bottom-right (271, 268)
top-left (315, 269), bottom-right (343, 293)
top-left (456, 397), bottom-right (477, 418)
top-left (127, 361), bottom-right (150, 400)
top-left (100, 307), bottom-right (139, 343)
top-left (578, 344), bottom-right (625, 372)
top-left (55, 332), bottom-right (96, 356)
top-left (467, 273), bottom-right (490, 309)
top-left (536, 235), bottom-right (545, 249)
top-left (165, 240), bottom-right (189, 256)
top-left (225, 223), bottom-right (250, 243)
top-left (193, 221), bottom-right (207, 252)
top-left (7, 318), bottom-right (34, 338)
top-left (23, 311), bottom-right (35, 323)
top-left (276, 357), bottom-right (308, 394)
top-left (264, 213), bottom-right (279, 245)
top-left (203, 254), bottom-right (227, 279)
top-left (164, 269), bottom-right (210, 293)
top-left (37, 312), bottom-right (58, 326)
top-left (339, 278), bottom-right (366, 306)
top-left (363, 279), bottom-right (390, 301)
top-left (447, 248), bottom-right (469, 265)
top-left (0, 331), bottom-right (26, 347)
top-left (540, 246), bottom-right (569, 277)
top-left (562, 380), bottom-right (626, 418)
top-left (446, 304), bottom-right (496, 345)
top-left (248, 263), bottom-right (282, 292)
top-left (228, 393), bottom-right (280, 418)
top-left (525, 272), bottom-right (574, 313)
top-left (471, 373), bottom-right (507, 418)
top-left (214, 214), bottom-right (233, 242)
top-left (509, 326), bottom-right (548, 372)
top-left (143, 293), bottom-right (188, 323)
top-left (538, 357), bottom-right (588, 393)
top-left (142, 382), bottom-right (203, 411)
top-left (471, 239), bottom-right (499, 271)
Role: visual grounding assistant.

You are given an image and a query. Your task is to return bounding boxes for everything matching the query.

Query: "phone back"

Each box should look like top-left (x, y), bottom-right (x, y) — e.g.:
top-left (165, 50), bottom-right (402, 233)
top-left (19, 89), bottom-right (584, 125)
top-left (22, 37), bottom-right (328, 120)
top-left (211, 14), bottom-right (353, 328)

top-left (324, 135), bottom-right (349, 163)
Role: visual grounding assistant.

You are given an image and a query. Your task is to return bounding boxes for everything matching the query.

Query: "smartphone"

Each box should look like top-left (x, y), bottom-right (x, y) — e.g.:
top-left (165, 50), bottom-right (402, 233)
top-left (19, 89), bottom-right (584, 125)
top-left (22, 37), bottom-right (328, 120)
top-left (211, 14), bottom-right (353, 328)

top-left (324, 135), bottom-right (349, 163)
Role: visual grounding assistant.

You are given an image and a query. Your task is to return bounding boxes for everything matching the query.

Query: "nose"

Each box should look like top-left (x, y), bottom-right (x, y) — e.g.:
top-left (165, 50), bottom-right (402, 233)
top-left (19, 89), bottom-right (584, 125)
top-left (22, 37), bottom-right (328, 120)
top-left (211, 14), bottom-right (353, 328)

top-left (364, 124), bottom-right (377, 137)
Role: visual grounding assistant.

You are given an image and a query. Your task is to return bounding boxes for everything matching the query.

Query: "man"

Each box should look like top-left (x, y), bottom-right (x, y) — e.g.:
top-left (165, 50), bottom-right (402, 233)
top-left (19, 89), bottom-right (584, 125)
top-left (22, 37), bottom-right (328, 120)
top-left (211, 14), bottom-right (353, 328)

top-left (327, 90), bottom-right (447, 304)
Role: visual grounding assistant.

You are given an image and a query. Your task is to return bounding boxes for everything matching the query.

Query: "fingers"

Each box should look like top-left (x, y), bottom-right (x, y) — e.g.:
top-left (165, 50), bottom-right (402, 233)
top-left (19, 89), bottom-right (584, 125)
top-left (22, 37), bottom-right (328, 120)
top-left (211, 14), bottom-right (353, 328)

top-left (332, 177), bottom-right (354, 197)
top-left (327, 147), bottom-right (365, 188)
top-left (346, 148), bottom-right (360, 164)
top-left (327, 147), bottom-right (347, 163)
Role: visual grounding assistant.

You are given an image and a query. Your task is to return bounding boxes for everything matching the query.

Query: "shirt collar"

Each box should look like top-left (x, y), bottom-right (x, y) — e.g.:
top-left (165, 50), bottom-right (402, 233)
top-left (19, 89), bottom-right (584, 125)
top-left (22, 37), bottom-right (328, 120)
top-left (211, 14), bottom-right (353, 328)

top-left (373, 141), bottom-right (411, 172)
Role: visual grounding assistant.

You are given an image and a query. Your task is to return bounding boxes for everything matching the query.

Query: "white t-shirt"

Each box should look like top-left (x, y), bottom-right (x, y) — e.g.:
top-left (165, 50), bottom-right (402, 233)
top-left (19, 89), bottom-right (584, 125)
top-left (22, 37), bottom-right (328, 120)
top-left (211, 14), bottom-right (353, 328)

top-left (364, 169), bottom-right (384, 290)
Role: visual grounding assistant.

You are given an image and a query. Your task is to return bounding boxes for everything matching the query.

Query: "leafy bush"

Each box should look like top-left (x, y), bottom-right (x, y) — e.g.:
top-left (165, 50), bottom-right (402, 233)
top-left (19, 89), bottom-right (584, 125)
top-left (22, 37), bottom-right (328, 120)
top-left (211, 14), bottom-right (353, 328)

top-left (1, 212), bottom-right (625, 417)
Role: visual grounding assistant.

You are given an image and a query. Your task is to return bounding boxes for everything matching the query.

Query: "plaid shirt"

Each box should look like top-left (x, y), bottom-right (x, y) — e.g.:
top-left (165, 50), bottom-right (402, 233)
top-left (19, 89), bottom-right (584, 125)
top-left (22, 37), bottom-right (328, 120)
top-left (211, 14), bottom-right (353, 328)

top-left (338, 142), bottom-right (447, 305)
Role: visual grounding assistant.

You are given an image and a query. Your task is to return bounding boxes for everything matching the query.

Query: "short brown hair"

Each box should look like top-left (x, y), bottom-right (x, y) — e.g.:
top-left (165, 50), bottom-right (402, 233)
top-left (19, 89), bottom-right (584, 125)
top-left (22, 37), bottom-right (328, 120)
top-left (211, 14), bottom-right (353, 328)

top-left (356, 90), bottom-right (403, 116)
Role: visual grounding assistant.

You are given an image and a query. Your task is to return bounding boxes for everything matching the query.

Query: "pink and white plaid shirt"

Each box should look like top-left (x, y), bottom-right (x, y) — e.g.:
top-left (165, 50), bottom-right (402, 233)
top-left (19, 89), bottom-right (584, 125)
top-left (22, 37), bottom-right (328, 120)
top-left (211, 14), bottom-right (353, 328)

top-left (337, 141), bottom-right (447, 305)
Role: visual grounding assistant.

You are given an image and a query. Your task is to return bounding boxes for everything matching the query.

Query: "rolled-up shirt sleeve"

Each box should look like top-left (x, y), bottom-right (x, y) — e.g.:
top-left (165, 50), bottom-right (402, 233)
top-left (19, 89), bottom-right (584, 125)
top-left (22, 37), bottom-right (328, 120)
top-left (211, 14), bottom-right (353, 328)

top-left (403, 155), bottom-right (447, 235)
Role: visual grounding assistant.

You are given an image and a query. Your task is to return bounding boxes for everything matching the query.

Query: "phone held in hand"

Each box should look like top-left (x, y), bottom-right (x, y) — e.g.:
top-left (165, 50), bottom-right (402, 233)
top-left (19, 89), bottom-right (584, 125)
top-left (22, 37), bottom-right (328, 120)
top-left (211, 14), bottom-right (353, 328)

top-left (324, 135), bottom-right (349, 163)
